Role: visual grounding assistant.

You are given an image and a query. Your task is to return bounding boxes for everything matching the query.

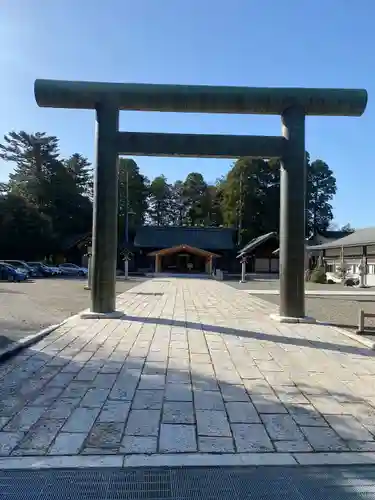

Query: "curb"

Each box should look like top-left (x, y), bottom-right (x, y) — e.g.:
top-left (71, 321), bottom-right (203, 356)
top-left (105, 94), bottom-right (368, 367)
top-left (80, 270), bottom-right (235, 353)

top-left (0, 317), bottom-right (74, 364)
top-left (328, 325), bottom-right (375, 350)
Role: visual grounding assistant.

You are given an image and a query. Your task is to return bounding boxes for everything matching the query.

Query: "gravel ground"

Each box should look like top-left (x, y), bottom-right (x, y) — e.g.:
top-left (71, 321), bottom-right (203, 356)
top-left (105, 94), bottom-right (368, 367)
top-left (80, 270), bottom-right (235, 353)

top-left (251, 294), bottom-right (375, 333)
top-left (0, 277), bottom-right (147, 349)
top-left (227, 279), bottom-right (375, 335)
top-left (227, 277), bottom-right (372, 292)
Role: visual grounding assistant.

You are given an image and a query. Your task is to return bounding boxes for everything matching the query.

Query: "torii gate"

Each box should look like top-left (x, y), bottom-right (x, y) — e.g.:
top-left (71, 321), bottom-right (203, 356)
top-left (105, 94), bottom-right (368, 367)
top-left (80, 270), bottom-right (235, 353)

top-left (34, 80), bottom-right (367, 321)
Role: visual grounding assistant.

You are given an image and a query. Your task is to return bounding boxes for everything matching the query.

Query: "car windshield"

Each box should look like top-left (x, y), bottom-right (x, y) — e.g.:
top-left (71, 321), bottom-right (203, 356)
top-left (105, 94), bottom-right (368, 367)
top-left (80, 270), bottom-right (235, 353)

top-left (62, 263), bottom-right (78, 268)
top-left (7, 261), bottom-right (29, 268)
top-left (2, 263), bottom-right (16, 270)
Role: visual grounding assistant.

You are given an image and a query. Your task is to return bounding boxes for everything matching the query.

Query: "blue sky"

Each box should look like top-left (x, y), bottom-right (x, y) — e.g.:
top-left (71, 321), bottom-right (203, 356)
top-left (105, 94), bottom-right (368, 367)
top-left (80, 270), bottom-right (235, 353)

top-left (1, 0), bottom-right (373, 228)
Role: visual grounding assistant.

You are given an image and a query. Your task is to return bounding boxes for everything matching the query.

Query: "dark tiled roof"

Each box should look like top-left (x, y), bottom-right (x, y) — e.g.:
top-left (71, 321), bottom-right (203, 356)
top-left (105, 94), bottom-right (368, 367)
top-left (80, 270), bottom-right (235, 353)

top-left (317, 230), bottom-right (353, 240)
top-left (238, 232), bottom-right (278, 258)
top-left (134, 226), bottom-right (235, 250)
top-left (308, 227), bottom-right (375, 250)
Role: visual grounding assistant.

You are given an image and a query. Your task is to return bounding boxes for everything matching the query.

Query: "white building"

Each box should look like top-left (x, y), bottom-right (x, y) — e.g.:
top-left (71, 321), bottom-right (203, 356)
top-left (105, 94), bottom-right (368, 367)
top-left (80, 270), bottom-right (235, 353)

top-left (307, 227), bottom-right (375, 286)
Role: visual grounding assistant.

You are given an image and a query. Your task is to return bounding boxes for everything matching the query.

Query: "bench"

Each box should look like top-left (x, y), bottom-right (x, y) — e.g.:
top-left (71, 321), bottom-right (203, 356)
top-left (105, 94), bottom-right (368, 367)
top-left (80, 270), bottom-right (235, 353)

top-left (356, 309), bottom-right (375, 334)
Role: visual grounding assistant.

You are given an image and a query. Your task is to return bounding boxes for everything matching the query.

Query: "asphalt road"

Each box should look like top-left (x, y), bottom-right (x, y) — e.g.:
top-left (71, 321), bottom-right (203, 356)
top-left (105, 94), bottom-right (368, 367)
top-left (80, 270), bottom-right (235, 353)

top-left (0, 277), bottom-right (147, 350)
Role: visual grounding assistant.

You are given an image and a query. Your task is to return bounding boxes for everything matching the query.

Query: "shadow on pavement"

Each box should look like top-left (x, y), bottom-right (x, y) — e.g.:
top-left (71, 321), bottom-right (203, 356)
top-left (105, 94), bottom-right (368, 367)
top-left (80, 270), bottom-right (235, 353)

top-left (0, 319), bottom-right (375, 497)
top-left (119, 315), bottom-right (375, 358)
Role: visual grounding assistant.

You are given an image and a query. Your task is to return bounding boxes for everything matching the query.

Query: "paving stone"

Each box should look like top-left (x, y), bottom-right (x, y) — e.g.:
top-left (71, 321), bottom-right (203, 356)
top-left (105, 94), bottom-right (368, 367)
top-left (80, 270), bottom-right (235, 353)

top-left (138, 374), bottom-right (165, 390)
top-left (100, 362), bottom-right (123, 374)
top-left (80, 388), bottom-right (110, 408)
top-left (324, 414), bottom-right (375, 441)
top-left (48, 372), bottom-right (76, 387)
top-left (220, 384), bottom-right (250, 402)
top-left (196, 410), bottom-right (231, 437)
top-left (62, 407), bottom-right (100, 433)
top-left (4, 406), bottom-right (47, 432)
top-left (190, 354), bottom-right (211, 364)
top-left (166, 371), bottom-right (191, 384)
top-left (61, 382), bottom-right (90, 399)
top-left (198, 437), bottom-right (234, 453)
top-left (109, 380), bottom-right (138, 401)
top-left (98, 401), bottom-right (131, 423)
top-left (226, 402), bottom-right (261, 423)
top-left (165, 383), bottom-right (192, 401)
top-left (301, 426), bottom-right (349, 451)
top-left (0, 432), bottom-right (24, 456)
top-left (93, 373), bottom-right (117, 389)
top-left (274, 440), bottom-right (313, 452)
top-left (192, 378), bottom-right (219, 392)
top-left (12, 419), bottom-right (65, 456)
top-left (235, 366), bottom-right (264, 379)
top-left (0, 417), bottom-right (10, 430)
top-left (242, 379), bottom-right (275, 396)
top-left (44, 398), bottom-right (80, 420)
top-left (76, 369), bottom-right (99, 382)
top-left (194, 391), bottom-right (224, 410)
top-left (163, 402), bottom-right (195, 424)
top-left (159, 424), bottom-right (197, 453)
top-left (31, 387), bottom-right (64, 406)
top-left (48, 432), bottom-right (87, 455)
top-left (307, 396), bottom-right (348, 414)
top-left (0, 397), bottom-right (24, 417)
top-left (250, 395), bottom-right (287, 414)
top-left (347, 441), bottom-right (375, 452)
top-left (120, 436), bottom-right (157, 454)
top-left (261, 414), bottom-right (304, 441)
top-left (288, 404), bottom-right (328, 427)
top-left (132, 390), bottom-right (164, 410)
top-left (125, 410), bottom-right (160, 436)
top-left (85, 422), bottom-right (124, 451)
top-left (231, 424), bottom-right (274, 452)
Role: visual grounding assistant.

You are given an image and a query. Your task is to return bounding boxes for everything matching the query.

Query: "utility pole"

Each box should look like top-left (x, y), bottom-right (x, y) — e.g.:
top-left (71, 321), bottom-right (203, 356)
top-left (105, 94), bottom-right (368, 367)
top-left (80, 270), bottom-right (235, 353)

top-left (237, 170), bottom-right (244, 246)
top-left (124, 169), bottom-right (129, 279)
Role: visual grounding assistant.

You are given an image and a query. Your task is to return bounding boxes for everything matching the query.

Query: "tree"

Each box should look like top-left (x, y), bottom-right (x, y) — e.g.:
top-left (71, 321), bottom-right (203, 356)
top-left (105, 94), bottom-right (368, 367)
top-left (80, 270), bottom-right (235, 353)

top-left (220, 158), bottom-right (280, 242)
top-left (0, 131), bottom-right (60, 208)
top-left (306, 158), bottom-right (337, 236)
top-left (0, 131), bottom-right (93, 245)
top-left (340, 223), bottom-right (355, 233)
top-left (182, 172), bottom-right (211, 225)
top-left (64, 153), bottom-right (93, 198)
top-left (169, 180), bottom-right (186, 225)
top-left (0, 193), bottom-right (53, 259)
top-left (205, 184), bottom-right (224, 227)
top-left (118, 158), bottom-right (148, 243)
top-left (148, 175), bottom-right (173, 225)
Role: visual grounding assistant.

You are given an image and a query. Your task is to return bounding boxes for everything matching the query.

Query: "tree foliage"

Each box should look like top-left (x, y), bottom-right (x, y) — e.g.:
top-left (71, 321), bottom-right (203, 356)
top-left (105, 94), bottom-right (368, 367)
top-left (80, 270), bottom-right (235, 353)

top-left (0, 128), bottom-right (342, 260)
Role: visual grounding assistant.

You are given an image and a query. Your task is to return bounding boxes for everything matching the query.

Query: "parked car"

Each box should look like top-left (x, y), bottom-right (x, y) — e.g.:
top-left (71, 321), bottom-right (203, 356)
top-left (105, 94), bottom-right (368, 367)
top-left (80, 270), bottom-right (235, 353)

top-left (1, 260), bottom-right (35, 278)
top-left (58, 263), bottom-right (88, 276)
top-left (27, 262), bottom-right (55, 277)
top-left (0, 262), bottom-right (28, 282)
top-left (46, 265), bottom-right (63, 276)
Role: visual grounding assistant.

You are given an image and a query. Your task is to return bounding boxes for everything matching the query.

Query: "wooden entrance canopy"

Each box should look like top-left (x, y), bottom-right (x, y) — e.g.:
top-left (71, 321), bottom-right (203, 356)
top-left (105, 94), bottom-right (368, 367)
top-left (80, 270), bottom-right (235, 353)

top-left (147, 244), bottom-right (220, 258)
top-left (148, 245), bottom-right (219, 274)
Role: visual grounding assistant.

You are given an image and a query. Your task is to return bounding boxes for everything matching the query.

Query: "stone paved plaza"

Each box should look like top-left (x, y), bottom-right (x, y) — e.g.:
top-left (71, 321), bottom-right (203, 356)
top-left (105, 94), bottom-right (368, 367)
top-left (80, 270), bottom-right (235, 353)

top-left (1, 277), bottom-right (375, 468)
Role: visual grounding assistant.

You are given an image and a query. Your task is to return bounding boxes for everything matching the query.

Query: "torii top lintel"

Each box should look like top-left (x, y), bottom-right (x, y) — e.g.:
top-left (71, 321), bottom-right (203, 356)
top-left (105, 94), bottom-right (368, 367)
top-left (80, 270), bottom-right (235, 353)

top-left (34, 79), bottom-right (367, 117)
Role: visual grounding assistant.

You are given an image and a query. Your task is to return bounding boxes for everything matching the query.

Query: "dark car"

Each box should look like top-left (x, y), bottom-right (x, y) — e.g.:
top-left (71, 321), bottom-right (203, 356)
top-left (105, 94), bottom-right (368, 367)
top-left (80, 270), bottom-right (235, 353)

top-left (0, 263), bottom-right (28, 282)
top-left (27, 262), bottom-right (54, 277)
top-left (2, 260), bottom-right (35, 278)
